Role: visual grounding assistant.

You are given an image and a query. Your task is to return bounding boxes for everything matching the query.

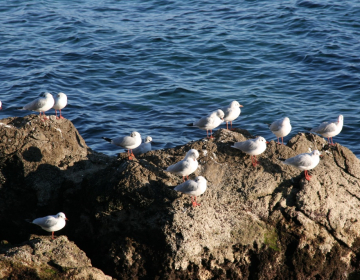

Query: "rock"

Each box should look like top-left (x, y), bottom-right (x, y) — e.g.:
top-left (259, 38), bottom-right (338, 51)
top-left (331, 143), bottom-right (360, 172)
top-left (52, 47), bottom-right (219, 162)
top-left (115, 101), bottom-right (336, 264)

top-left (0, 235), bottom-right (112, 279)
top-left (1, 115), bottom-right (360, 279)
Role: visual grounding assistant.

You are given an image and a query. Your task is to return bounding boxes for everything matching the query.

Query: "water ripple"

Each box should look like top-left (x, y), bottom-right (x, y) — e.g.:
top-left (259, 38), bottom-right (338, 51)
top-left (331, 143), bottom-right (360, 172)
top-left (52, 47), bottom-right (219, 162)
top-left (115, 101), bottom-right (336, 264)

top-left (1, 0), bottom-right (360, 157)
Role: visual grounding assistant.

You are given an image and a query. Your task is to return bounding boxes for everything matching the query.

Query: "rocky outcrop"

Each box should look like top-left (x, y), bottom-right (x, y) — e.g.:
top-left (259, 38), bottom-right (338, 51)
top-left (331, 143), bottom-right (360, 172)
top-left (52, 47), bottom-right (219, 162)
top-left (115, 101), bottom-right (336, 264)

top-left (0, 235), bottom-right (112, 280)
top-left (1, 115), bottom-right (360, 279)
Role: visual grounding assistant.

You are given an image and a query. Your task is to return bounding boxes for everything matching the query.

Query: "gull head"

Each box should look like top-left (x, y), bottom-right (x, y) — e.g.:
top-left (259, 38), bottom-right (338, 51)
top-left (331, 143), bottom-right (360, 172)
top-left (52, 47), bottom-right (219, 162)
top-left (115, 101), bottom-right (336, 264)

top-left (230, 101), bottom-right (243, 108)
top-left (40, 92), bottom-right (52, 98)
top-left (195, 176), bottom-right (207, 184)
top-left (312, 150), bottom-right (321, 157)
top-left (145, 136), bottom-right (152, 143)
top-left (256, 136), bottom-right (267, 143)
top-left (56, 212), bottom-right (68, 220)
top-left (215, 109), bottom-right (225, 120)
top-left (56, 92), bottom-right (67, 99)
top-left (338, 115), bottom-right (344, 123)
top-left (186, 149), bottom-right (199, 161)
top-left (130, 131), bottom-right (141, 139)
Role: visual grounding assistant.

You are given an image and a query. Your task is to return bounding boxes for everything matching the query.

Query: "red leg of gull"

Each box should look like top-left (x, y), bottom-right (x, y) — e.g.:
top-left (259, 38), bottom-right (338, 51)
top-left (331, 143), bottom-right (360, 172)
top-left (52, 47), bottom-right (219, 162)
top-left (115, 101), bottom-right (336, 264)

top-left (39, 112), bottom-right (46, 121)
top-left (206, 130), bottom-right (209, 139)
top-left (277, 137), bottom-right (281, 145)
top-left (191, 196), bottom-right (200, 207)
top-left (209, 130), bottom-right (214, 139)
top-left (55, 110), bottom-right (59, 119)
top-left (230, 121), bottom-right (236, 131)
top-left (282, 137), bottom-right (284, 145)
top-left (182, 176), bottom-right (185, 182)
top-left (304, 170), bottom-right (312, 181)
top-left (226, 122), bottom-right (229, 130)
top-left (59, 109), bottom-right (64, 119)
top-left (252, 155), bottom-right (259, 167)
top-left (51, 232), bottom-right (55, 240)
top-left (128, 150), bottom-right (134, 160)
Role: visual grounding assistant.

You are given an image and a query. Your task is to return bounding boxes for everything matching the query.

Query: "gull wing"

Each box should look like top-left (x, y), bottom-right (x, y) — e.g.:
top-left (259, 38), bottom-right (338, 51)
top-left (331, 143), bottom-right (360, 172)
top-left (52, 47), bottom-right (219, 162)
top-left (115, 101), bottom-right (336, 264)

top-left (112, 135), bottom-right (136, 147)
top-left (193, 115), bottom-right (212, 128)
top-left (284, 153), bottom-right (311, 168)
top-left (269, 119), bottom-right (283, 133)
top-left (174, 180), bottom-right (198, 194)
top-left (233, 139), bottom-right (257, 153)
top-left (166, 159), bottom-right (190, 174)
top-left (23, 97), bottom-right (47, 111)
top-left (33, 215), bottom-right (57, 228)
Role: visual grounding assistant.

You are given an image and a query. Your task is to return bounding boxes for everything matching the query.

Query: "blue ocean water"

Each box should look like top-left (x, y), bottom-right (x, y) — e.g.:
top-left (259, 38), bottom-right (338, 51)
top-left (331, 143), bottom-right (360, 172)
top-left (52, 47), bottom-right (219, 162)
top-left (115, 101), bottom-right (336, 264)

top-left (1, 0), bottom-right (359, 157)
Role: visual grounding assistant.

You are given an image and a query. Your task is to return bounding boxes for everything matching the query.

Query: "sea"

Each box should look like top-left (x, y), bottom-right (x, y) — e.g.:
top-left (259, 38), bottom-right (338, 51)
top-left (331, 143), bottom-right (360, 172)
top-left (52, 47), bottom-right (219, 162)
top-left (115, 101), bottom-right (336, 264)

top-left (1, 0), bottom-right (359, 158)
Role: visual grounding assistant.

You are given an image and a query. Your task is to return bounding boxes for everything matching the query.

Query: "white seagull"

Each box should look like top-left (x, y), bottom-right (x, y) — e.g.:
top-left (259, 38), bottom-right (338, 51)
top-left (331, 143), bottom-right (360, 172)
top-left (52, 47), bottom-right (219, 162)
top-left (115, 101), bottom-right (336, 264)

top-left (310, 115), bottom-right (344, 146)
top-left (269, 117), bottom-right (292, 145)
top-left (165, 149), bottom-right (199, 182)
top-left (18, 92), bottom-right (55, 120)
top-left (174, 176), bottom-right (207, 207)
top-left (0, 100), bottom-right (2, 110)
top-left (102, 131), bottom-right (142, 160)
top-left (222, 101), bottom-right (243, 130)
top-left (31, 212), bottom-right (68, 239)
top-left (282, 150), bottom-right (321, 181)
top-left (231, 136), bottom-right (267, 167)
top-left (53, 92), bottom-right (67, 119)
top-left (187, 109), bottom-right (224, 139)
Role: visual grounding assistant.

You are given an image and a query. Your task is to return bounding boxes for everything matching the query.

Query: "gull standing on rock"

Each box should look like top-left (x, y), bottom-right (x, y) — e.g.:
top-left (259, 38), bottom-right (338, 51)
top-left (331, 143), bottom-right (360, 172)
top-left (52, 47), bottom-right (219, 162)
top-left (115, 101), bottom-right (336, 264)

top-left (165, 149), bottom-right (199, 182)
top-left (222, 101), bottom-right (243, 130)
top-left (310, 115), bottom-right (343, 146)
top-left (187, 109), bottom-right (224, 139)
top-left (131, 136), bottom-right (152, 156)
top-left (53, 92), bottom-right (67, 119)
top-left (18, 92), bottom-right (55, 120)
top-left (231, 136), bottom-right (267, 167)
top-left (281, 150), bottom-right (321, 181)
top-left (269, 117), bottom-right (292, 145)
top-left (102, 131), bottom-right (142, 160)
top-left (30, 212), bottom-right (68, 240)
top-left (174, 176), bottom-right (207, 207)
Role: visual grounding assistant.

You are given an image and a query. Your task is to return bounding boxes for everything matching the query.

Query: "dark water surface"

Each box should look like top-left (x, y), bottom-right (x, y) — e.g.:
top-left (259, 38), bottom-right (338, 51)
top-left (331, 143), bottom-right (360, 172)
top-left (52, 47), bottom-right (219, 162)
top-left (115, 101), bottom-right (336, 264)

top-left (1, 0), bottom-right (359, 157)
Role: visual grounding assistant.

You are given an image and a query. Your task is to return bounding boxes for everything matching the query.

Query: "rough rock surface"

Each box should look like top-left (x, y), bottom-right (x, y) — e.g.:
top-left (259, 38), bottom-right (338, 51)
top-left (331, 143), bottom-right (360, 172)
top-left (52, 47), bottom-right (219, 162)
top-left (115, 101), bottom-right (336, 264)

top-left (0, 235), bottom-right (112, 279)
top-left (1, 115), bottom-right (360, 279)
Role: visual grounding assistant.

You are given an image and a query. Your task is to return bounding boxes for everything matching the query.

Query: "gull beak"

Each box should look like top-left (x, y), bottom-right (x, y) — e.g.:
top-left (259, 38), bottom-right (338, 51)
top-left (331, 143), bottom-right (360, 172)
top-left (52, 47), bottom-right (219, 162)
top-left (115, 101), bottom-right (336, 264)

top-left (65, 218), bottom-right (69, 221)
top-left (240, 105), bottom-right (244, 107)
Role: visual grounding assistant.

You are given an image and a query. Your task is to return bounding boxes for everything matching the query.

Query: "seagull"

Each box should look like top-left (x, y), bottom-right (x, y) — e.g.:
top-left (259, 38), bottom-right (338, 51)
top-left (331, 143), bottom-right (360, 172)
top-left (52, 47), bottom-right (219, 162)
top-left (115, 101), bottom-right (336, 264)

top-left (30, 212), bottom-right (68, 240)
top-left (174, 176), bottom-right (207, 207)
top-left (102, 131), bottom-right (142, 160)
top-left (187, 109), bottom-right (224, 139)
top-left (221, 101), bottom-right (243, 130)
top-left (18, 92), bottom-right (55, 120)
top-left (281, 150), bottom-right (321, 181)
top-left (165, 149), bottom-right (199, 182)
top-left (131, 136), bottom-right (152, 156)
top-left (310, 115), bottom-right (344, 146)
top-left (268, 117), bottom-right (292, 145)
top-left (0, 100), bottom-right (2, 110)
top-left (231, 136), bottom-right (267, 167)
top-left (53, 92), bottom-right (67, 119)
